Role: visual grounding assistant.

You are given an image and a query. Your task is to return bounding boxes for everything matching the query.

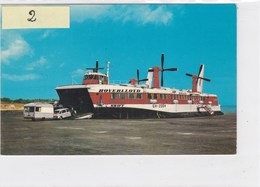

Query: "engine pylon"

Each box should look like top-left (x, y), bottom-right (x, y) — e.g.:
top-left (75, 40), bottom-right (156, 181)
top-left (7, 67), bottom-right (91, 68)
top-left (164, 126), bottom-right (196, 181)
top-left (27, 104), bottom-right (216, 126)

top-left (186, 64), bottom-right (211, 93)
top-left (129, 69), bottom-right (148, 85)
top-left (149, 53), bottom-right (178, 88)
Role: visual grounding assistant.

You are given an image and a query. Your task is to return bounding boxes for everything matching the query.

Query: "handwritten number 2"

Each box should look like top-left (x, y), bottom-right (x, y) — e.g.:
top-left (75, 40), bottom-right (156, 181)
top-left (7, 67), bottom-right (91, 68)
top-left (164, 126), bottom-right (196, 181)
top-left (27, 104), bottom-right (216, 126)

top-left (27, 10), bottom-right (36, 22)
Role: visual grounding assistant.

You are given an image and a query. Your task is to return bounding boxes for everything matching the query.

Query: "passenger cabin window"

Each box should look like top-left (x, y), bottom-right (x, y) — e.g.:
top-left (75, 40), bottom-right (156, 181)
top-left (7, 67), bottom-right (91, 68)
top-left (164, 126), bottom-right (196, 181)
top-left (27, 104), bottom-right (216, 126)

top-left (120, 93), bottom-right (126, 99)
top-left (129, 93), bottom-right (135, 99)
top-left (154, 94), bottom-right (157, 99)
top-left (136, 93), bottom-right (142, 99)
top-left (160, 94), bottom-right (166, 100)
top-left (147, 93), bottom-right (152, 99)
top-left (111, 93), bottom-right (118, 99)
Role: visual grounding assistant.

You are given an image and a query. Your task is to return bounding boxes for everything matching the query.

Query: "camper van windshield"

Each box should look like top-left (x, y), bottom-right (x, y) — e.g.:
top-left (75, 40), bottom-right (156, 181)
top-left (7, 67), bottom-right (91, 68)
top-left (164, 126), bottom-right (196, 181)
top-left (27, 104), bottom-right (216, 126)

top-left (29, 107), bottom-right (34, 112)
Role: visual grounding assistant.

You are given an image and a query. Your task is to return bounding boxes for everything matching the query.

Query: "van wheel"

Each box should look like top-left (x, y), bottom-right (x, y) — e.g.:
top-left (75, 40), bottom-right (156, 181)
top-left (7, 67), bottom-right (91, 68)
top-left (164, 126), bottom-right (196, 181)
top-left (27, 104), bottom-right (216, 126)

top-left (32, 118), bottom-right (35, 121)
top-left (41, 117), bottom-right (45, 121)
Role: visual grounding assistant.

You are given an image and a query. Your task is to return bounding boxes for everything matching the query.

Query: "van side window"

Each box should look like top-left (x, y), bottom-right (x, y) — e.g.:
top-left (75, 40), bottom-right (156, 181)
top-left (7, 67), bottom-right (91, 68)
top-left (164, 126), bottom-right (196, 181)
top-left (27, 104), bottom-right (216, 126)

top-left (29, 107), bottom-right (34, 112)
top-left (36, 107), bottom-right (41, 112)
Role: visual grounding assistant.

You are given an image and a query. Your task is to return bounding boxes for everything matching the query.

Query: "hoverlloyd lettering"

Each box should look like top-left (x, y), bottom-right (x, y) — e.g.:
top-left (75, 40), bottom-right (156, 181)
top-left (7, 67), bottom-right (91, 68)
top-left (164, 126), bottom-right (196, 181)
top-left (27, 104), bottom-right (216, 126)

top-left (99, 89), bottom-right (141, 93)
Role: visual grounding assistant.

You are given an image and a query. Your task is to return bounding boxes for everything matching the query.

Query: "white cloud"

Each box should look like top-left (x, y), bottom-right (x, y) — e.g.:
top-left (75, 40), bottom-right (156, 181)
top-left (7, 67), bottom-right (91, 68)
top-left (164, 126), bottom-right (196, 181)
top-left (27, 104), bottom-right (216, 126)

top-left (71, 69), bottom-right (85, 77)
top-left (71, 5), bottom-right (173, 25)
top-left (41, 30), bottom-right (54, 39)
top-left (1, 34), bottom-right (32, 64)
top-left (114, 6), bottom-right (173, 25)
top-left (25, 57), bottom-right (47, 71)
top-left (59, 63), bottom-right (65, 68)
top-left (2, 73), bottom-right (40, 81)
top-left (71, 5), bottom-right (112, 23)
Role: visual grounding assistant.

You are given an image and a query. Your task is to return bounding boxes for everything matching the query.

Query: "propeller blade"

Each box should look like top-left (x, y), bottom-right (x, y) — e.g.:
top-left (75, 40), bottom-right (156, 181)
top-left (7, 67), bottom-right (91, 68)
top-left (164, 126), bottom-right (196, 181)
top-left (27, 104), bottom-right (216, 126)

top-left (137, 69), bottom-right (140, 84)
top-left (186, 73), bottom-right (193, 77)
top-left (197, 77), bottom-right (211, 82)
top-left (195, 74), bottom-right (211, 81)
top-left (96, 61), bottom-right (98, 70)
top-left (161, 71), bottom-right (164, 87)
top-left (197, 64), bottom-right (203, 76)
top-left (138, 78), bottom-right (148, 82)
top-left (161, 53), bottom-right (164, 70)
top-left (163, 68), bottom-right (178, 71)
top-left (186, 74), bottom-right (211, 82)
top-left (161, 54), bottom-right (164, 87)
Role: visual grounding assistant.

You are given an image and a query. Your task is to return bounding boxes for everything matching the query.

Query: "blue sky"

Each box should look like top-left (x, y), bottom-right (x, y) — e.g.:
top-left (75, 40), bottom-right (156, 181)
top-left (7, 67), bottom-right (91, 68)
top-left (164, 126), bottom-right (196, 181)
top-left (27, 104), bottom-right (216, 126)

top-left (1, 4), bottom-right (236, 105)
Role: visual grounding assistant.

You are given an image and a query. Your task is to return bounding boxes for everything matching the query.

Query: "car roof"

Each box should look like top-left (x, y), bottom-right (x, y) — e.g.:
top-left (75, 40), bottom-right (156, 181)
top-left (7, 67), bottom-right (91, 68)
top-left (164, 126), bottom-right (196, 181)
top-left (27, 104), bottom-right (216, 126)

top-left (54, 108), bottom-right (69, 111)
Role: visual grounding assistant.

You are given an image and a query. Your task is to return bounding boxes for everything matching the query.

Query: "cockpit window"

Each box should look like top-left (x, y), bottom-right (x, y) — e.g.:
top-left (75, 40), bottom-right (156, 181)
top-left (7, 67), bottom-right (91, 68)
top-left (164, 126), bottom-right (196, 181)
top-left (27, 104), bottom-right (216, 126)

top-left (83, 74), bottom-right (108, 82)
top-left (84, 75), bottom-right (98, 80)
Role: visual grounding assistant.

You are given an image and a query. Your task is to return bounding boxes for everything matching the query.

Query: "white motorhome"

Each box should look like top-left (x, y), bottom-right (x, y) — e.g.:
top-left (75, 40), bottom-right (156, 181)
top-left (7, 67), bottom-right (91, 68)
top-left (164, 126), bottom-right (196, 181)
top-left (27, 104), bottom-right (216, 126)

top-left (24, 103), bottom-right (54, 121)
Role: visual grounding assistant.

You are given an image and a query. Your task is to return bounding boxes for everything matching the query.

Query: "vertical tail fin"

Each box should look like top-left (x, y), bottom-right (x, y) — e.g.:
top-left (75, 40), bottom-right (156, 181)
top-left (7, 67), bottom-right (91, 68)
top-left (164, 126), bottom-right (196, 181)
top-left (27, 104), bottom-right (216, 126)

top-left (145, 68), bottom-right (153, 88)
top-left (196, 64), bottom-right (204, 93)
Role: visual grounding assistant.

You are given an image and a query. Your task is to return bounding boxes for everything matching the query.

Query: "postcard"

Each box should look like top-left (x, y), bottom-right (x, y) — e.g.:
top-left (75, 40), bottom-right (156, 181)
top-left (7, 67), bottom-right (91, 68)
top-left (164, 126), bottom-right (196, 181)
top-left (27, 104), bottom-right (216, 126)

top-left (1, 4), bottom-right (237, 155)
top-left (1, 2), bottom-right (260, 187)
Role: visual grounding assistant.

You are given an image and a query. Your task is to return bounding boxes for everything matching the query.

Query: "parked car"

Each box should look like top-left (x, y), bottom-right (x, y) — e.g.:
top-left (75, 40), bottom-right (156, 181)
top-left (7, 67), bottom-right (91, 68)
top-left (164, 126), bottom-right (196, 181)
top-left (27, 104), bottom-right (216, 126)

top-left (53, 108), bottom-right (71, 119)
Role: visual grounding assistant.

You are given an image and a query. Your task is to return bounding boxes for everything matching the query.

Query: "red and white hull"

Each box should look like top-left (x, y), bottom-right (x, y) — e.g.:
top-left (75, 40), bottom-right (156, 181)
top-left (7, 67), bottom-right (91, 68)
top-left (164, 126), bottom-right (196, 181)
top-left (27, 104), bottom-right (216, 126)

top-left (56, 84), bottom-right (223, 119)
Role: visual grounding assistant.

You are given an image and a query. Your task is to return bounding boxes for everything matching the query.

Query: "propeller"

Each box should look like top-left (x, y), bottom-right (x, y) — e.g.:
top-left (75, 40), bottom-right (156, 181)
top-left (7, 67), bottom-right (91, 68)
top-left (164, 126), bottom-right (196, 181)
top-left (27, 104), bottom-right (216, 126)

top-left (129, 69), bottom-right (148, 84)
top-left (86, 60), bottom-right (104, 73)
top-left (186, 65), bottom-right (211, 92)
top-left (137, 69), bottom-right (148, 83)
top-left (185, 73), bottom-right (211, 82)
top-left (160, 53), bottom-right (178, 87)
